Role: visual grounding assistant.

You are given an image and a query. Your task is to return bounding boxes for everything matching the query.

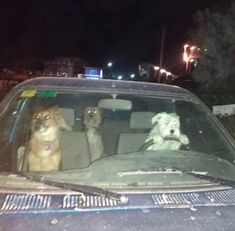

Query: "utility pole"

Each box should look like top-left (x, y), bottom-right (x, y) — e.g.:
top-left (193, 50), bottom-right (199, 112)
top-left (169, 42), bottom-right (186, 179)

top-left (158, 26), bottom-right (166, 83)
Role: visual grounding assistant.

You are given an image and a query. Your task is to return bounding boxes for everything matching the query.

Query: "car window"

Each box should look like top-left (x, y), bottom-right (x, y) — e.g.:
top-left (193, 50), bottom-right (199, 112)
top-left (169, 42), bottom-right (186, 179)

top-left (0, 87), bottom-right (235, 189)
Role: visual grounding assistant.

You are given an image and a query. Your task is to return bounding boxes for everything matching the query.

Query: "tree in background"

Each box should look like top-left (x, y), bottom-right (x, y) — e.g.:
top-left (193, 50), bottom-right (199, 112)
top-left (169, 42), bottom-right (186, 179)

top-left (191, 2), bottom-right (235, 140)
top-left (191, 1), bottom-right (235, 89)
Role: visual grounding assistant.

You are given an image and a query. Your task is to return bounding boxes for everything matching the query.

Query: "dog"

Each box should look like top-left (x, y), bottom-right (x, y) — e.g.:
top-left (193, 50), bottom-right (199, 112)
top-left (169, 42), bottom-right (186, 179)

top-left (145, 112), bottom-right (190, 150)
top-left (26, 105), bottom-right (72, 171)
top-left (83, 106), bottom-right (104, 162)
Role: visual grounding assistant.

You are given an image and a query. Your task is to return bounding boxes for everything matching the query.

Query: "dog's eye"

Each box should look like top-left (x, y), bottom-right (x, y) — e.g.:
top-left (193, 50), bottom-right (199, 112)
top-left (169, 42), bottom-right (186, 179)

top-left (45, 116), bottom-right (51, 120)
top-left (35, 115), bottom-right (40, 120)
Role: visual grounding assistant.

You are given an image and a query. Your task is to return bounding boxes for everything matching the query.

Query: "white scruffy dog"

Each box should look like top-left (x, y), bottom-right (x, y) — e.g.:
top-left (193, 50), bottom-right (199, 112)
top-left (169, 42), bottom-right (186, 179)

top-left (145, 112), bottom-right (190, 150)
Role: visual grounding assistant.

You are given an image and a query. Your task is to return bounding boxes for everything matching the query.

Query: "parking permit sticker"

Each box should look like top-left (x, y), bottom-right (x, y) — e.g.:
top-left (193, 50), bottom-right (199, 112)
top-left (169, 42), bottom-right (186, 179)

top-left (38, 90), bottom-right (57, 97)
top-left (20, 90), bottom-right (37, 97)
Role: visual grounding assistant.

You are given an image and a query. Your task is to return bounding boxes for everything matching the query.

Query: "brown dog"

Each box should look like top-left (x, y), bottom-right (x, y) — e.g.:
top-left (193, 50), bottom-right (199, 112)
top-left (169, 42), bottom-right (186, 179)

top-left (83, 106), bottom-right (104, 162)
top-left (27, 105), bottom-right (71, 171)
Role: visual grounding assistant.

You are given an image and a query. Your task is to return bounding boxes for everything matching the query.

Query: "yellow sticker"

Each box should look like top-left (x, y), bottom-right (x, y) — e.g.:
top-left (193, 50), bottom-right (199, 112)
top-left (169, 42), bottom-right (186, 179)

top-left (20, 90), bottom-right (37, 97)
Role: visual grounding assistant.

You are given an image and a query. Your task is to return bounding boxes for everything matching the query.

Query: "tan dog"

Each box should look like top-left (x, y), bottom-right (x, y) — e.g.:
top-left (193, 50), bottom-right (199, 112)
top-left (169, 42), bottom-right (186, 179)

top-left (83, 106), bottom-right (104, 162)
top-left (27, 105), bottom-right (71, 171)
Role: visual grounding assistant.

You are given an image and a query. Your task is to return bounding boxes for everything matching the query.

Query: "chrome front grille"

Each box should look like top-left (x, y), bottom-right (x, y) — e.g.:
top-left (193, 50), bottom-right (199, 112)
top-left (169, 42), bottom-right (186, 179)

top-left (0, 194), bottom-right (51, 211)
top-left (62, 195), bottom-right (118, 209)
top-left (152, 189), bottom-right (235, 207)
top-left (152, 192), bottom-right (201, 206)
top-left (0, 193), bottom-right (120, 211)
top-left (1, 188), bottom-right (235, 212)
top-left (206, 190), bottom-right (235, 203)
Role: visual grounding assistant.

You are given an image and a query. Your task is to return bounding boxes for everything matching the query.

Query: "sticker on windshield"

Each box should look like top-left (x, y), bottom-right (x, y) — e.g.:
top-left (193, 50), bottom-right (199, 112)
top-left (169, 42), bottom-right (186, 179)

top-left (38, 90), bottom-right (57, 97)
top-left (20, 90), bottom-right (37, 97)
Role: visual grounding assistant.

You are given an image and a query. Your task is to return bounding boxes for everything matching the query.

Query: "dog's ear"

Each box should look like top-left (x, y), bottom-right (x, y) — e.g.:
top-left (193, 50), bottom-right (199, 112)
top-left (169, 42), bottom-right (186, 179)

top-left (151, 112), bottom-right (166, 124)
top-left (53, 107), bottom-right (73, 131)
top-left (97, 107), bottom-right (103, 118)
top-left (83, 107), bottom-right (90, 125)
top-left (170, 113), bottom-right (179, 119)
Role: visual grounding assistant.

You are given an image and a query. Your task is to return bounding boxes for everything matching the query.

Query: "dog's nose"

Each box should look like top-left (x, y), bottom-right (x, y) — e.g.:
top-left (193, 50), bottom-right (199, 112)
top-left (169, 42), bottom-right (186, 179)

top-left (170, 129), bottom-right (175, 134)
top-left (88, 112), bottom-right (94, 117)
top-left (35, 121), bottom-right (42, 131)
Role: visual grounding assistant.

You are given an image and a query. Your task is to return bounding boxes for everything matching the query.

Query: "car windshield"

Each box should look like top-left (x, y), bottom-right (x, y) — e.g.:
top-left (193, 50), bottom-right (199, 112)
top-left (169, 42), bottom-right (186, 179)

top-left (0, 80), bottom-right (235, 190)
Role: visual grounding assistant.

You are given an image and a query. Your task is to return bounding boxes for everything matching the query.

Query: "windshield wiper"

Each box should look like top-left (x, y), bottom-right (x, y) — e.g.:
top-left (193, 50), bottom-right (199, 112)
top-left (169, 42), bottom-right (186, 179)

top-left (16, 172), bottom-right (128, 204)
top-left (172, 167), bottom-right (235, 188)
top-left (118, 167), bottom-right (235, 188)
top-left (118, 167), bottom-right (208, 177)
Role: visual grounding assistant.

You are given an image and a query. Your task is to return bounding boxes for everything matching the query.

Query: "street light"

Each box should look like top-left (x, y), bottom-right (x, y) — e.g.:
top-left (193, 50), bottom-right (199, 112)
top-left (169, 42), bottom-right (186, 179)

top-left (183, 44), bottom-right (199, 72)
top-left (183, 44), bottom-right (189, 63)
top-left (166, 71), bottom-right (172, 76)
top-left (103, 61), bottom-right (114, 79)
top-left (160, 69), bottom-right (166, 74)
top-left (107, 62), bottom-right (113, 68)
top-left (130, 74), bottom-right (135, 79)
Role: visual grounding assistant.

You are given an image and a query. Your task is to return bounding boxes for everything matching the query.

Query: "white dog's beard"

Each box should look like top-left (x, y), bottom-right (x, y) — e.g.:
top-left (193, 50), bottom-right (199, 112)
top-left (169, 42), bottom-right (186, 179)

top-left (157, 121), bottom-right (180, 139)
top-left (160, 127), bottom-right (180, 139)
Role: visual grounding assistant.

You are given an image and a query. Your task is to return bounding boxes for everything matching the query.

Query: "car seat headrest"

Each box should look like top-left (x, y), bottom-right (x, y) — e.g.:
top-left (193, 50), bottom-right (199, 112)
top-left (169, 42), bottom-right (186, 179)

top-left (129, 111), bottom-right (155, 129)
top-left (59, 108), bottom-right (75, 127)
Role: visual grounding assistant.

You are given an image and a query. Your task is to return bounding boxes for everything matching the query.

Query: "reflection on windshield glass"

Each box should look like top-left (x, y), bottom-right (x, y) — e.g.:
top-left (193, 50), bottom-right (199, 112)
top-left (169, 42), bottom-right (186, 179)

top-left (0, 90), bottom-right (235, 189)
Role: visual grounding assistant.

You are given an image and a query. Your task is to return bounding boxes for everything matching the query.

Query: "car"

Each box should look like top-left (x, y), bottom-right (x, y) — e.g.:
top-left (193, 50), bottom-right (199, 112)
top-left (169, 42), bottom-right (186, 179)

top-left (0, 77), bottom-right (235, 231)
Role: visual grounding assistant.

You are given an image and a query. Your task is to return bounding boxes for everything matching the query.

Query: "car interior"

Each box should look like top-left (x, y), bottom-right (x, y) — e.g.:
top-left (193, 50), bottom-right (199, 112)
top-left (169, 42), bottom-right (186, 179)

top-left (0, 90), bottom-right (233, 172)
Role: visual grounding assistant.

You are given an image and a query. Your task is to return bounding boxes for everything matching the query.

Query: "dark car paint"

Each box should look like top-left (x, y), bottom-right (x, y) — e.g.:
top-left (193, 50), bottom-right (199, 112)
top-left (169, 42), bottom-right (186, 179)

top-left (0, 192), bottom-right (235, 231)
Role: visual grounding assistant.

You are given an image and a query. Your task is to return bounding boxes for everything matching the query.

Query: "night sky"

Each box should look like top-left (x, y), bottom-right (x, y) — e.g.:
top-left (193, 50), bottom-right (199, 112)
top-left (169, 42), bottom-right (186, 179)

top-left (0, 0), bottom-right (229, 74)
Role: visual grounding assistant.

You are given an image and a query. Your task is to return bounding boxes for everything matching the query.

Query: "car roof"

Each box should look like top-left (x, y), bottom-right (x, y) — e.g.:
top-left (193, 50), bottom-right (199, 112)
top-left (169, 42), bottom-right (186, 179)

top-left (13, 77), bottom-right (193, 96)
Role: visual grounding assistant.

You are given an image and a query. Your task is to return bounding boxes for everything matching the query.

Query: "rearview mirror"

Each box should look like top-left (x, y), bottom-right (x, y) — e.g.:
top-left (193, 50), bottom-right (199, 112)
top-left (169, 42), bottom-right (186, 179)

top-left (98, 99), bottom-right (132, 111)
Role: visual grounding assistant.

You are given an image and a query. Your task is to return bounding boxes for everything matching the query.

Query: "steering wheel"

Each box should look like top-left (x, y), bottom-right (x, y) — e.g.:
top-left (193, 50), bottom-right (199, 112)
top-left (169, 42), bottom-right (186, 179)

top-left (138, 139), bottom-right (154, 152)
top-left (138, 139), bottom-right (191, 152)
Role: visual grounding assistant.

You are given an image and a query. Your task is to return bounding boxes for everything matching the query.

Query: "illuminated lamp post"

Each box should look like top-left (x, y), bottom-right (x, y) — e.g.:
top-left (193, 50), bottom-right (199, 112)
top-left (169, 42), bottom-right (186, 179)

top-left (130, 74), bottom-right (135, 79)
top-left (183, 44), bottom-right (200, 72)
top-left (104, 61), bottom-right (114, 79)
top-left (153, 66), bottom-right (160, 81)
top-left (107, 62), bottom-right (113, 67)
top-left (183, 44), bottom-right (190, 72)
